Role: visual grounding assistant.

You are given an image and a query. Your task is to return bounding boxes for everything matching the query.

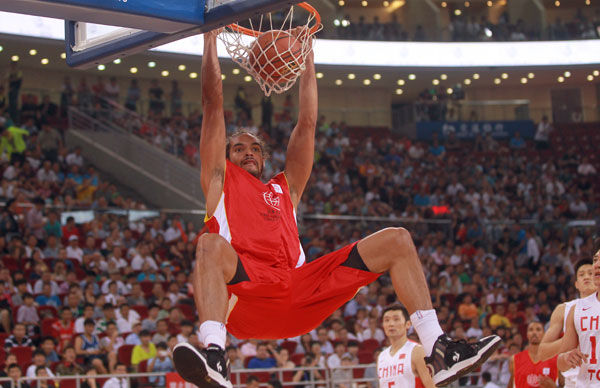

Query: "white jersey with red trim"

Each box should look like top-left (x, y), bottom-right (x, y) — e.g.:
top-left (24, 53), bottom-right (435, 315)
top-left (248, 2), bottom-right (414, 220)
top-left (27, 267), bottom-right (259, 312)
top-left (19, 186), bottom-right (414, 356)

top-left (574, 293), bottom-right (600, 387)
top-left (564, 299), bottom-right (579, 388)
top-left (378, 341), bottom-right (419, 388)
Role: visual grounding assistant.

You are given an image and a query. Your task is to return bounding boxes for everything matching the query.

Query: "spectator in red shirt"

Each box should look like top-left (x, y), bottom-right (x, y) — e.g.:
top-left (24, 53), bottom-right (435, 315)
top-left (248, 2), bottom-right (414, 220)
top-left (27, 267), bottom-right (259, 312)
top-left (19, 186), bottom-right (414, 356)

top-left (61, 216), bottom-right (81, 245)
top-left (52, 307), bottom-right (76, 353)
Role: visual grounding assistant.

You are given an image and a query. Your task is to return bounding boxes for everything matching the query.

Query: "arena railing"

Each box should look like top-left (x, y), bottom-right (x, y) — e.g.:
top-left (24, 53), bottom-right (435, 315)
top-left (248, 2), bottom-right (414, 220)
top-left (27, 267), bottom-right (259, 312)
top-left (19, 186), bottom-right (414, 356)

top-left (3, 201), bottom-right (596, 248)
top-left (0, 378), bottom-right (14, 388)
top-left (17, 367), bottom-right (486, 388)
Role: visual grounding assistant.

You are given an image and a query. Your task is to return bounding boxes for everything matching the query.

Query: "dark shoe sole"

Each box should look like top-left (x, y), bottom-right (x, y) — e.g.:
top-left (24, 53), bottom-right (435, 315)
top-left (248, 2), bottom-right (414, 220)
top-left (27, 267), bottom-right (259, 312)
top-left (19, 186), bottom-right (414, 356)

top-left (173, 343), bottom-right (232, 388)
top-left (435, 335), bottom-right (502, 387)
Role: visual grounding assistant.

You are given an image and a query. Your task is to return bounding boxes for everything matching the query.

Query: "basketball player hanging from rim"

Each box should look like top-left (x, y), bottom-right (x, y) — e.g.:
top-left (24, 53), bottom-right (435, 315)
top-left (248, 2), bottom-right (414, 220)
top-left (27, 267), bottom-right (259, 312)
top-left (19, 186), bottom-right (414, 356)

top-left (172, 29), bottom-right (501, 388)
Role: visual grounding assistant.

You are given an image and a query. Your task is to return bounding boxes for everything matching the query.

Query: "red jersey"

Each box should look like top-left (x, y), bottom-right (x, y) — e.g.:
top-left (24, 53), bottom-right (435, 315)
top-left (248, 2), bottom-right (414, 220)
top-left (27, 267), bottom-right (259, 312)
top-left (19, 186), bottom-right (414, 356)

top-left (513, 350), bottom-right (558, 388)
top-left (52, 319), bottom-right (75, 352)
top-left (205, 160), bottom-right (306, 270)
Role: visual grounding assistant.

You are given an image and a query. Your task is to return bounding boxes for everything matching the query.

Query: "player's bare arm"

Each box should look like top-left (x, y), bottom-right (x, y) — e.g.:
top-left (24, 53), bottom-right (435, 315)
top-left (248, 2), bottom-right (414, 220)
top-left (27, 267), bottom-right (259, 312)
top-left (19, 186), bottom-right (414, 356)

top-left (557, 305), bottom-right (587, 372)
top-left (508, 355), bottom-right (514, 388)
top-left (539, 303), bottom-right (566, 361)
top-left (411, 345), bottom-right (435, 388)
top-left (200, 30), bottom-right (227, 217)
top-left (284, 29), bottom-right (317, 208)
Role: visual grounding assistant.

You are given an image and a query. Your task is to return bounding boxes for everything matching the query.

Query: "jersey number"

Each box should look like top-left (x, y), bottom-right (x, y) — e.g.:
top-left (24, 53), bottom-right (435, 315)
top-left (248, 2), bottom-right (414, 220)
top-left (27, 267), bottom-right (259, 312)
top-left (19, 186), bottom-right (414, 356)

top-left (592, 336), bottom-right (598, 364)
top-left (388, 382), bottom-right (395, 388)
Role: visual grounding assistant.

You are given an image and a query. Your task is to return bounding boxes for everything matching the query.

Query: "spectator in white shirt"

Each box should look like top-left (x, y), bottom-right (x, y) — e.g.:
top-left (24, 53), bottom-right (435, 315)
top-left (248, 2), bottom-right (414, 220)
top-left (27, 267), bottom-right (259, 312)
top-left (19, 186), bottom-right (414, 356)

top-left (36, 161), bottom-right (57, 182)
top-left (65, 235), bottom-right (83, 262)
top-left (116, 304), bottom-right (141, 333)
top-left (577, 157), bottom-right (597, 176)
top-left (569, 195), bottom-right (588, 216)
top-left (33, 272), bottom-right (60, 295)
top-left (26, 350), bottom-right (55, 381)
top-left (74, 303), bottom-right (96, 334)
top-left (526, 229), bottom-right (540, 268)
top-left (102, 363), bottom-right (129, 388)
top-left (131, 243), bottom-right (158, 271)
top-left (65, 147), bottom-right (84, 167)
top-left (534, 115), bottom-right (553, 149)
top-left (101, 271), bottom-right (127, 295)
top-left (108, 247), bottom-right (128, 270)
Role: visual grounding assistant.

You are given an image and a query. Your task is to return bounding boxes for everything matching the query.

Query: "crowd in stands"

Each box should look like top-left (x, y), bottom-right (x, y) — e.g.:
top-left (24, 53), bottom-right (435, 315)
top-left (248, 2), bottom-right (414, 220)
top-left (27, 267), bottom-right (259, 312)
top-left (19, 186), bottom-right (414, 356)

top-left (327, 8), bottom-right (600, 42)
top-left (0, 70), bottom-right (599, 388)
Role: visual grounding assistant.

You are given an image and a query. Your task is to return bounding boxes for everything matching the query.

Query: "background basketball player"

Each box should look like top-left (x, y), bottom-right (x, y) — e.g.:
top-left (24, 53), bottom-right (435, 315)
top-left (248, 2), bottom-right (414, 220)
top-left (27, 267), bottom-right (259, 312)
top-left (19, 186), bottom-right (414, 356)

top-left (378, 305), bottom-right (435, 388)
top-left (558, 248), bottom-right (600, 387)
top-left (508, 322), bottom-right (561, 388)
top-left (539, 258), bottom-right (594, 388)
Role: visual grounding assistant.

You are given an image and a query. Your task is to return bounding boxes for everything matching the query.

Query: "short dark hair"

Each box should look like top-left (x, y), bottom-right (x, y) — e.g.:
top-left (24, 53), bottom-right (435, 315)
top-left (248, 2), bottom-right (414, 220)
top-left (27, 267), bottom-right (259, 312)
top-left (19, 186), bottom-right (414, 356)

top-left (7, 364), bottom-right (20, 372)
top-left (246, 375), bottom-right (260, 384)
top-left (267, 380), bottom-right (283, 388)
top-left (156, 342), bottom-right (168, 350)
top-left (482, 372), bottom-right (492, 382)
top-left (84, 318), bottom-right (95, 326)
top-left (33, 350), bottom-right (46, 357)
top-left (575, 258), bottom-right (593, 275)
top-left (382, 304), bottom-right (410, 321)
top-left (41, 336), bottom-right (56, 345)
top-left (35, 365), bottom-right (46, 374)
top-left (140, 330), bottom-right (151, 337)
top-left (23, 292), bottom-right (33, 300)
top-left (226, 131), bottom-right (269, 160)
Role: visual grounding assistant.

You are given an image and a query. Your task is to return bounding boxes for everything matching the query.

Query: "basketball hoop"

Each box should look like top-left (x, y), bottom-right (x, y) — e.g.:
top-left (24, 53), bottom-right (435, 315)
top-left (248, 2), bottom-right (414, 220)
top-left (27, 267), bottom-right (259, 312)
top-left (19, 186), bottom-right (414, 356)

top-left (218, 2), bottom-right (322, 96)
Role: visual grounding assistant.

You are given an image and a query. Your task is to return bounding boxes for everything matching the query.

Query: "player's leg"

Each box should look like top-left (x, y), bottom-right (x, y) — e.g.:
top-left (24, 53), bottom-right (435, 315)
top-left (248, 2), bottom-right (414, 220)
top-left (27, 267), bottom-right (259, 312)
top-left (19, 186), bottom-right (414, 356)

top-left (357, 227), bottom-right (501, 386)
top-left (173, 233), bottom-right (238, 388)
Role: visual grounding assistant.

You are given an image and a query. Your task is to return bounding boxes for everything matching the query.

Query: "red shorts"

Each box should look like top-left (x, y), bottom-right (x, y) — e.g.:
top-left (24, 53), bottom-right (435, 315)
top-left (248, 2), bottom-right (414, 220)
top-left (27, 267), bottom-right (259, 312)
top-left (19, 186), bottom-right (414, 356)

top-left (225, 242), bottom-right (380, 339)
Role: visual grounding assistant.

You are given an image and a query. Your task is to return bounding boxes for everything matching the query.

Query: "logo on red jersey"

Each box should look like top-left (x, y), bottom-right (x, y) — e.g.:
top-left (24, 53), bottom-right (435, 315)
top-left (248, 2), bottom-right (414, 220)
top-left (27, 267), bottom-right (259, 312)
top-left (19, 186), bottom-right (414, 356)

top-left (263, 192), bottom-right (281, 210)
top-left (526, 374), bottom-right (540, 386)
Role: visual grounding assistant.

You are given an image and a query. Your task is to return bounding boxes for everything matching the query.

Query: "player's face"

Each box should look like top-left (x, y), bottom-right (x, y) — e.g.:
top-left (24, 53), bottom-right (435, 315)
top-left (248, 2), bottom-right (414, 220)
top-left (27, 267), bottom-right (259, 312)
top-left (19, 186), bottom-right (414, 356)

top-left (594, 251), bottom-right (600, 288)
top-left (575, 264), bottom-right (595, 296)
top-left (382, 310), bottom-right (410, 339)
top-left (229, 133), bottom-right (264, 179)
top-left (526, 322), bottom-right (544, 345)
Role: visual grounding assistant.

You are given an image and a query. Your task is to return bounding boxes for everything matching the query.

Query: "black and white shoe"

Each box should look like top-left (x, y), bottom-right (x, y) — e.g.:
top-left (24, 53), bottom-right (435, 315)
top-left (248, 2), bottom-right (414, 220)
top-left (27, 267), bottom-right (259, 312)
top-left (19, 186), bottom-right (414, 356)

top-left (425, 335), bottom-right (501, 387)
top-left (173, 342), bottom-right (232, 388)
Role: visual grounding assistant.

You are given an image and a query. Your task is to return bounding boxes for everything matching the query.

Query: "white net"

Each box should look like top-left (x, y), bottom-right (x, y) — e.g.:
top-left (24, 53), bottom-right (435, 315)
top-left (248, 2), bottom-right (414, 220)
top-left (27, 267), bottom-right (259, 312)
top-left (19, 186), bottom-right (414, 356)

top-left (218, 4), bottom-right (322, 96)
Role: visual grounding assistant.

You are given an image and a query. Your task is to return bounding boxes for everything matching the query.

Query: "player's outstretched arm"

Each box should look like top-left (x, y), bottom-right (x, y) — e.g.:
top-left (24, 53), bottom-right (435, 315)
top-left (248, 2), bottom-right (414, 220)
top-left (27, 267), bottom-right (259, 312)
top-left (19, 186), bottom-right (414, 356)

top-left (412, 345), bottom-right (435, 388)
top-left (284, 30), bottom-right (317, 208)
top-left (200, 30), bottom-right (227, 216)
top-left (558, 305), bottom-right (586, 372)
top-left (539, 303), bottom-right (566, 360)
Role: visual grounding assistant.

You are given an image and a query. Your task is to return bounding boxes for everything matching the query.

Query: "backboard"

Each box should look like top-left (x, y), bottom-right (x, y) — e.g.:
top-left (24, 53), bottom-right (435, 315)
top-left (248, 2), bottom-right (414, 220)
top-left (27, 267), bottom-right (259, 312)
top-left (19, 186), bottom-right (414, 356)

top-left (0, 0), bottom-right (303, 68)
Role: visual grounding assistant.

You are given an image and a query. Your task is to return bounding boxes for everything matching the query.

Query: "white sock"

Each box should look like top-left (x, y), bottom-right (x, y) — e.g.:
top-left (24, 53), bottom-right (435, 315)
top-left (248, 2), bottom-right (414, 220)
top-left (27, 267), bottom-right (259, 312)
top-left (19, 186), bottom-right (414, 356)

top-left (410, 309), bottom-right (444, 357)
top-left (199, 320), bottom-right (227, 350)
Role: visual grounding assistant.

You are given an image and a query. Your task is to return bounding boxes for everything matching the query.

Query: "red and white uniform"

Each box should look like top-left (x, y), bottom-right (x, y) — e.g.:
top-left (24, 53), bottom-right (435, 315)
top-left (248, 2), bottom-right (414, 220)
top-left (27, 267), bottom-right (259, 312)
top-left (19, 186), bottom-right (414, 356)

top-left (564, 299), bottom-right (579, 388)
top-left (378, 341), bottom-right (419, 388)
top-left (574, 293), bottom-right (600, 387)
top-left (513, 350), bottom-right (558, 388)
top-left (205, 161), bottom-right (379, 339)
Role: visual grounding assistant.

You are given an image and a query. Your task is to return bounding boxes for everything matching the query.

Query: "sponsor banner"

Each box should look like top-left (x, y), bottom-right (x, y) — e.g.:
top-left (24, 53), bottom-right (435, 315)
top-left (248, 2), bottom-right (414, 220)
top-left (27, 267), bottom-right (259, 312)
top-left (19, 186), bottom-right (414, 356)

top-left (416, 120), bottom-right (535, 141)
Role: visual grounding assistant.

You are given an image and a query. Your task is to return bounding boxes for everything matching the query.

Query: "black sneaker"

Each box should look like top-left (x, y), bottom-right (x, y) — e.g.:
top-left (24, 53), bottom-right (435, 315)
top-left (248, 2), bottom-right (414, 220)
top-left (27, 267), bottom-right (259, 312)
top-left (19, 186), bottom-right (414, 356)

top-left (425, 335), bottom-right (501, 387)
top-left (173, 342), bottom-right (232, 388)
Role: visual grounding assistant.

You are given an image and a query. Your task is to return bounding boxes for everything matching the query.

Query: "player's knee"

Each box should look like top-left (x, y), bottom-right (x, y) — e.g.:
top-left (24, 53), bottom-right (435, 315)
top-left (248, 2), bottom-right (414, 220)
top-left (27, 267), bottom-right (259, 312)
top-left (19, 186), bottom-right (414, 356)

top-left (196, 233), bottom-right (233, 265)
top-left (385, 227), bottom-right (413, 249)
